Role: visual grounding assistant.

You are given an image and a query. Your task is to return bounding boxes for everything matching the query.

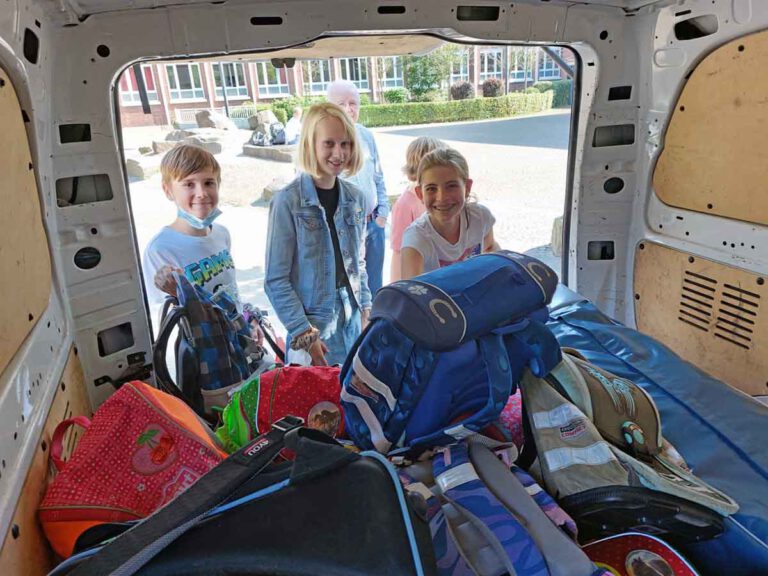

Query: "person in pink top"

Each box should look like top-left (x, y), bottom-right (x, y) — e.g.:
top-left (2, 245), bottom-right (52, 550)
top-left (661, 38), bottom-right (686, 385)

top-left (389, 136), bottom-right (445, 282)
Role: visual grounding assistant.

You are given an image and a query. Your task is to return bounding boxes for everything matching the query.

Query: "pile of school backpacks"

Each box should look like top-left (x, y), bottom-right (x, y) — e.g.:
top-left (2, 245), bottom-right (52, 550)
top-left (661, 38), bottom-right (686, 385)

top-left (44, 251), bottom-right (743, 576)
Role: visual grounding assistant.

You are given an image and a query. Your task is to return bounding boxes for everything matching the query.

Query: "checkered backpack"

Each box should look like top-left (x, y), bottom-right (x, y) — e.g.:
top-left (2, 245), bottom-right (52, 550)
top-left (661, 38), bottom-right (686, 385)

top-left (153, 273), bottom-right (270, 417)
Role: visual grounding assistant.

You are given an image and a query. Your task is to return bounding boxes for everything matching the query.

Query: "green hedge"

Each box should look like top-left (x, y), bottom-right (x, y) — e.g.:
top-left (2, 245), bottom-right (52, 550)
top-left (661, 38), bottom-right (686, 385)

top-left (358, 91), bottom-right (553, 128)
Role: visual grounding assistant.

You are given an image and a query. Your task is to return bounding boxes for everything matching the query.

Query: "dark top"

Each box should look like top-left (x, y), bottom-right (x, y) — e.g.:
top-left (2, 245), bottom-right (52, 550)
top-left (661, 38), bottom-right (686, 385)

top-left (316, 180), bottom-right (351, 291)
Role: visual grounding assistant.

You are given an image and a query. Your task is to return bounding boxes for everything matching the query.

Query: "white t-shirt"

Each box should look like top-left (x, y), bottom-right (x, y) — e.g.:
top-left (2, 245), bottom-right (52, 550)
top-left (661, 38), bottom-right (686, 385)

top-left (401, 203), bottom-right (496, 273)
top-left (142, 224), bottom-right (240, 306)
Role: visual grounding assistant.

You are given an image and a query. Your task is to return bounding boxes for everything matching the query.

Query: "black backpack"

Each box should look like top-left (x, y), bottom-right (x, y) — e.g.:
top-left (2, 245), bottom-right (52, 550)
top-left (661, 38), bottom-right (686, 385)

top-left (270, 121), bottom-right (286, 145)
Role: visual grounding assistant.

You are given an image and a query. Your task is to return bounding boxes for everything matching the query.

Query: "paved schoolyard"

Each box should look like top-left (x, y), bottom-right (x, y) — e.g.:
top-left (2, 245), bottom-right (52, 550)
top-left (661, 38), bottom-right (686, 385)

top-left (127, 109), bottom-right (570, 335)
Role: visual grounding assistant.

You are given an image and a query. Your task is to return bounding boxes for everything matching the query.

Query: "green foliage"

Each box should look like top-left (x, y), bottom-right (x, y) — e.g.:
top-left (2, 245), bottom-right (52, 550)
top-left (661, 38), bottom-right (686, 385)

top-left (273, 108), bottom-right (288, 124)
top-left (403, 45), bottom-right (462, 99)
top-left (522, 86), bottom-right (540, 94)
top-left (450, 81), bottom-right (474, 101)
top-left (409, 90), bottom-right (445, 103)
top-left (530, 81), bottom-right (553, 93)
top-left (482, 79), bottom-right (504, 98)
top-left (550, 79), bottom-right (572, 108)
top-left (359, 93), bottom-right (371, 106)
top-left (383, 88), bottom-right (409, 104)
top-left (358, 91), bottom-right (553, 128)
top-left (138, 146), bottom-right (152, 155)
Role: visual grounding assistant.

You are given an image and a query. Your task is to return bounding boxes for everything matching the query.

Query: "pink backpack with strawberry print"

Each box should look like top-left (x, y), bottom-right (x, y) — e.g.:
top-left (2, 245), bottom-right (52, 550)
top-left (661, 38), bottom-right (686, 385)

top-left (39, 380), bottom-right (226, 559)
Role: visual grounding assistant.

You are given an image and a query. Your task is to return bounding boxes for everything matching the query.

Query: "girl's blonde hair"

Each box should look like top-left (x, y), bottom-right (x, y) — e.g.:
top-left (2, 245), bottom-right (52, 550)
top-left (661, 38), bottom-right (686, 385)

top-left (416, 147), bottom-right (470, 185)
top-left (161, 144), bottom-right (221, 186)
top-left (297, 102), bottom-right (363, 179)
top-left (403, 136), bottom-right (445, 180)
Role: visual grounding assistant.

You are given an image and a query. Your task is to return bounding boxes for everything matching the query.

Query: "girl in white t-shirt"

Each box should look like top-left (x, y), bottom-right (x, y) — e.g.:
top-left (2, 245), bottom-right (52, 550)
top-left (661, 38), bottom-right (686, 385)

top-left (400, 147), bottom-right (499, 279)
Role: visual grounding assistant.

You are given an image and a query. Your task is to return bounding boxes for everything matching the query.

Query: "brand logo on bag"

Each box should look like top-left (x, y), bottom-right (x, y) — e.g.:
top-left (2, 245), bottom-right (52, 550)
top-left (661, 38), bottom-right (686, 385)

top-left (559, 419), bottom-right (587, 440)
top-left (586, 367), bottom-right (637, 417)
top-left (407, 284), bottom-right (428, 296)
top-left (132, 424), bottom-right (178, 475)
top-left (160, 466), bottom-right (200, 506)
top-left (245, 437), bottom-right (270, 457)
top-left (350, 373), bottom-right (380, 403)
top-left (429, 298), bottom-right (458, 325)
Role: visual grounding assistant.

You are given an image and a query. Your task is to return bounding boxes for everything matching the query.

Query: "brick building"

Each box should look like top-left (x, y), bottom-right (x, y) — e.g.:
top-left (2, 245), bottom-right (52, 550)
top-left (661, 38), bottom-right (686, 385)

top-left (119, 46), bottom-right (573, 128)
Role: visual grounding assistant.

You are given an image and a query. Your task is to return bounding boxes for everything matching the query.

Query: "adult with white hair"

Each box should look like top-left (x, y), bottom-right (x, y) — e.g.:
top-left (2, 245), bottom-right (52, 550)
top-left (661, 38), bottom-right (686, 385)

top-left (327, 80), bottom-right (389, 297)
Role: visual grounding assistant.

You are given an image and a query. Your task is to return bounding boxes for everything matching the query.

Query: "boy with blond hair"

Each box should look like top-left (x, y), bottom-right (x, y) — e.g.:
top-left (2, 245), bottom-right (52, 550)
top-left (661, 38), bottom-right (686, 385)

top-left (143, 144), bottom-right (240, 311)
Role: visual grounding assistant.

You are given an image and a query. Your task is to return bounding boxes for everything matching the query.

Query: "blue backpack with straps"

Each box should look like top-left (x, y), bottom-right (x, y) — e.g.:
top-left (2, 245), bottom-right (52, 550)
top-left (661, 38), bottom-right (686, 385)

top-left (340, 251), bottom-right (562, 453)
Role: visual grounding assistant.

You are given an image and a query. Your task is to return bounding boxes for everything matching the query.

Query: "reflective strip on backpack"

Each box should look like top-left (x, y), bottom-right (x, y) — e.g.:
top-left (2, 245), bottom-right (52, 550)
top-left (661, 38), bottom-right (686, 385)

top-left (340, 388), bottom-right (392, 453)
top-left (532, 403), bottom-right (586, 429)
top-left (543, 441), bottom-right (615, 472)
top-left (352, 354), bottom-right (397, 411)
top-left (435, 462), bottom-right (480, 493)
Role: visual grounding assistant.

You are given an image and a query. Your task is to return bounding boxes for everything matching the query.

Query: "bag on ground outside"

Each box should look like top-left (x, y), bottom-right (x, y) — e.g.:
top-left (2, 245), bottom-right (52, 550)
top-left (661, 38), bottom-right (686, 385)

top-left (38, 380), bottom-right (225, 559)
top-left (153, 273), bottom-right (274, 417)
top-left (215, 365), bottom-right (344, 453)
top-left (270, 121), bottom-right (286, 145)
top-left (519, 352), bottom-right (739, 543)
top-left (341, 251), bottom-right (562, 453)
top-left (60, 428), bottom-right (436, 576)
top-left (250, 130), bottom-right (271, 146)
top-left (398, 439), bottom-right (609, 576)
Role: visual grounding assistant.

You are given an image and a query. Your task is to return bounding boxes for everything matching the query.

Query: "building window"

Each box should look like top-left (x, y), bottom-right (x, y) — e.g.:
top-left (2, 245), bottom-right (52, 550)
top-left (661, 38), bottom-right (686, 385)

top-left (303, 60), bottom-right (332, 94)
top-left (450, 50), bottom-right (470, 84)
top-left (379, 57), bottom-right (404, 89)
top-left (537, 48), bottom-right (562, 80)
top-left (213, 62), bottom-right (249, 99)
top-left (165, 63), bottom-right (205, 101)
top-left (256, 62), bottom-right (290, 97)
top-left (479, 48), bottom-right (503, 82)
top-left (339, 57), bottom-right (370, 91)
top-left (119, 65), bottom-right (160, 105)
top-left (509, 48), bottom-right (535, 83)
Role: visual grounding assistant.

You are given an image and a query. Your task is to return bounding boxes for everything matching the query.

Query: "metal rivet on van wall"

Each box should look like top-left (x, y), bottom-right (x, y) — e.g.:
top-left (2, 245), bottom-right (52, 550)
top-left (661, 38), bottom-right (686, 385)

top-left (688, 256), bottom-right (695, 263)
top-left (738, 45), bottom-right (745, 52)
top-left (639, 243), bottom-right (645, 250)
top-left (599, 30), bottom-right (609, 40)
top-left (96, 45), bottom-right (110, 58)
top-left (0, 78), bottom-right (5, 87)
top-left (11, 525), bottom-right (19, 539)
top-left (758, 278), bottom-right (765, 286)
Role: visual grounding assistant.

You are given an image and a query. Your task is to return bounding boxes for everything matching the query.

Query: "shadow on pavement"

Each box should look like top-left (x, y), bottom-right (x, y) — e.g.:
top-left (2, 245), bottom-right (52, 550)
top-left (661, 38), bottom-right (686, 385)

top-left (383, 112), bottom-right (570, 150)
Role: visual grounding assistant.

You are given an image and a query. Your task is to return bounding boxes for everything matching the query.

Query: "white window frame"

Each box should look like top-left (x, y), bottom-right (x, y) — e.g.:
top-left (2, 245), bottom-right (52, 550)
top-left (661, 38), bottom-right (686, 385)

top-left (509, 48), bottom-right (535, 83)
top-left (213, 62), bottom-right (249, 100)
top-left (537, 48), bottom-right (562, 81)
top-left (256, 62), bottom-right (290, 97)
top-left (379, 57), bottom-right (404, 90)
top-left (479, 48), bottom-right (503, 82)
top-left (119, 64), bottom-right (160, 106)
top-left (303, 60), bottom-right (332, 94)
top-left (339, 57), bottom-right (370, 92)
top-left (450, 50), bottom-right (470, 84)
top-left (165, 63), bottom-right (206, 102)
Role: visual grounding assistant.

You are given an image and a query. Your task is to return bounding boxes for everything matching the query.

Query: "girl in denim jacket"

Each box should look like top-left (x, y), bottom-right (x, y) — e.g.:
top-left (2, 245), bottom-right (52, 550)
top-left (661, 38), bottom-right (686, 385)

top-left (265, 103), bottom-right (372, 366)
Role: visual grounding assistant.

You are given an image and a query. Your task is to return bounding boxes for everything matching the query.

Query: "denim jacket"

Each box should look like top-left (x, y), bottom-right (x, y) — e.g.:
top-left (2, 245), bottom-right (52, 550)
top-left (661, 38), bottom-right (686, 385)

top-left (265, 172), bottom-right (372, 338)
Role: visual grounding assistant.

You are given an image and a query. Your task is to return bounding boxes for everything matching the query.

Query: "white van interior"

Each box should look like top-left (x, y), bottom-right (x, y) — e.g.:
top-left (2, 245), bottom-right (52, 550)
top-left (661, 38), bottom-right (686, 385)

top-left (0, 0), bottom-right (766, 573)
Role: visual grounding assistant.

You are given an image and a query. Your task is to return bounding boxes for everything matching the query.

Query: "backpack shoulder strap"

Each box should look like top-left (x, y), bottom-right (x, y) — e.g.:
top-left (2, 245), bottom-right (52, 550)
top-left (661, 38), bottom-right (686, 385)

top-left (152, 302), bottom-right (200, 409)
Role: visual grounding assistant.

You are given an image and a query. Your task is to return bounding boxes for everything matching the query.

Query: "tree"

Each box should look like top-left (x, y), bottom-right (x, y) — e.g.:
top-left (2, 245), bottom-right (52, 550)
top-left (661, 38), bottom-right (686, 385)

top-left (402, 44), bottom-right (462, 100)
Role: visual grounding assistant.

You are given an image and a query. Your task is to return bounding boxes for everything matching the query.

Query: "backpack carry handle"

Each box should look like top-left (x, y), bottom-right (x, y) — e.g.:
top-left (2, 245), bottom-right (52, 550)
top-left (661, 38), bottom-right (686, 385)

top-left (152, 302), bottom-right (201, 410)
top-left (50, 416), bottom-right (91, 471)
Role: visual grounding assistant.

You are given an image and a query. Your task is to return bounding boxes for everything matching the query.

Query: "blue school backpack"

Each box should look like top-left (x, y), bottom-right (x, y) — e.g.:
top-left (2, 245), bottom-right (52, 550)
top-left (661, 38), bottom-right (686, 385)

top-left (340, 251), bottom-right (562, 452)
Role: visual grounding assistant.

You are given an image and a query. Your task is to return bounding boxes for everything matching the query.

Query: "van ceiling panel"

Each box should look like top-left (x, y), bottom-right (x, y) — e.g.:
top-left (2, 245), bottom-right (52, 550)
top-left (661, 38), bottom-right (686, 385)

top-left (634, 242), bottom-right (767, 396)
top-left (0, 67), bottom-right (52, 380)
top-left (54, 0), bottom-right (673, 21)
top-left (654, 29), bottom-right (768, 227)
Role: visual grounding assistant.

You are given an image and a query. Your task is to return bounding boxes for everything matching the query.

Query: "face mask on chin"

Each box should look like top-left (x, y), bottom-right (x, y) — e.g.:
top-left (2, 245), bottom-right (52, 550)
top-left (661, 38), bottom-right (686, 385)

top-left (176, 207), bottom-right (222, 230)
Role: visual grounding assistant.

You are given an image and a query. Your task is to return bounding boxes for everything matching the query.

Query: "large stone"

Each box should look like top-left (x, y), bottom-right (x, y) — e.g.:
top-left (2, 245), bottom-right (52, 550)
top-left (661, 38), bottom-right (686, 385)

top-left (181, 136), bottom-right (223, 155)
top-left (551, 215), bottom-right (564, 257)
top-left (125, 158), bottom-right (160, 181)
top-left (242, 143), bottom-right (295, 163)
top-left (152, 140), bottom-right (176, 154)
top-left (248, 109), bottom-right (278, 133)
top-left (165, 129), bottom-right (195, 141)
top-left (261, 174), bottom-right (294, 202)
top-left (195, 109), bottom-right (237, 130)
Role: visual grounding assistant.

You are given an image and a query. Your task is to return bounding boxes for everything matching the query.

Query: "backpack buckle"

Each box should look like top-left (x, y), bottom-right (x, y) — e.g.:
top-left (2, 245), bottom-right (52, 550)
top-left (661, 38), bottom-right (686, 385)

top-left (271, 415), bottom-right (304, 432)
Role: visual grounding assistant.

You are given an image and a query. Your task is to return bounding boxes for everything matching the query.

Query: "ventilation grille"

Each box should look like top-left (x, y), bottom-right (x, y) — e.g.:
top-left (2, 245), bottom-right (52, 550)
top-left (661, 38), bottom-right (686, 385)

top-left (678, 270), bottom-right (760, 350)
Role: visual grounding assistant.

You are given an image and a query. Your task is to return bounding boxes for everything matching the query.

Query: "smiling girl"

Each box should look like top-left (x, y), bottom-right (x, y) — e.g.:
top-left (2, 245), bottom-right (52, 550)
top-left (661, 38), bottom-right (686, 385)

top-left (400, 147), bottom-right (499, 280)
top-left (265, 103), bottom-right (371, 366)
